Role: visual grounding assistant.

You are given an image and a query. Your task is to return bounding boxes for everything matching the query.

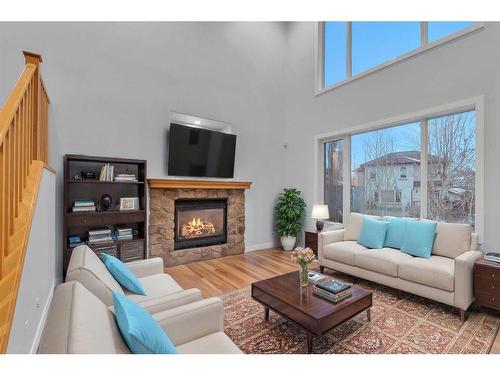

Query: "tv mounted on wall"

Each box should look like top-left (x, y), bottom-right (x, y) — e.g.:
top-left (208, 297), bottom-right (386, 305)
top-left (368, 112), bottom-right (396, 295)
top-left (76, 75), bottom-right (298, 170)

top-left (168, 123), bottom-right (236, 178)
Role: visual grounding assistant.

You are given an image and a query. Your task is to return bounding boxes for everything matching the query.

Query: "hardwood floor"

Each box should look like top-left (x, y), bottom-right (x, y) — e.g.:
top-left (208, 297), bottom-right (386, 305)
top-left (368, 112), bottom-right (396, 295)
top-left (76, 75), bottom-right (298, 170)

top-left (165, 248), bottom-right (500, 354)
top-left (165, 248), bottom-right (311, 298)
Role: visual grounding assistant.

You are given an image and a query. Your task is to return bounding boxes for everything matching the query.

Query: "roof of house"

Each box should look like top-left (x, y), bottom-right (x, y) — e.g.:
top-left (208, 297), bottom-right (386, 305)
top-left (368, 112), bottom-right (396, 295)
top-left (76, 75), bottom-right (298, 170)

top-left (357, 151), bottom-right (444, 169)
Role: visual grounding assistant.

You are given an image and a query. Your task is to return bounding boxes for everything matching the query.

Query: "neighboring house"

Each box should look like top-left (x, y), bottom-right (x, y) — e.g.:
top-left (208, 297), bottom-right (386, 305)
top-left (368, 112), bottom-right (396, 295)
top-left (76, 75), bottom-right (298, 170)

top-left (352, 151), bottom-right (448, 217)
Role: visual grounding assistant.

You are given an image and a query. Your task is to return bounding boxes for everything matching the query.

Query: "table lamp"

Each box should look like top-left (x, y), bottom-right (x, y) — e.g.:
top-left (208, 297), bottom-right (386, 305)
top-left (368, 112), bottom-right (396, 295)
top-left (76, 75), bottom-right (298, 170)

top-left (311, 204), bottom-right (329, 232)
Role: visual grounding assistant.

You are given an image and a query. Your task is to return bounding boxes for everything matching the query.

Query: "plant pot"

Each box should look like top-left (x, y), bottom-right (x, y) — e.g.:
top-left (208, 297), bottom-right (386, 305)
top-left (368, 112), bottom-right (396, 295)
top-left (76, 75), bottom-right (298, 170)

top-left (280, 236), bottom-right (296, 251)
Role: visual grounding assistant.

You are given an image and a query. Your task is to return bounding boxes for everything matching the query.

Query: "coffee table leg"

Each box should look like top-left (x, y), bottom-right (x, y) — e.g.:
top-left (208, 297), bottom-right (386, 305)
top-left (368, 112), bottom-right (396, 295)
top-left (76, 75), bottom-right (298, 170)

top-left (263, 306), bottom-right (269, 321)
top-left (367, 308), bottom-right (371, 322)
top-left (307, 333), bottom-right (313, 354)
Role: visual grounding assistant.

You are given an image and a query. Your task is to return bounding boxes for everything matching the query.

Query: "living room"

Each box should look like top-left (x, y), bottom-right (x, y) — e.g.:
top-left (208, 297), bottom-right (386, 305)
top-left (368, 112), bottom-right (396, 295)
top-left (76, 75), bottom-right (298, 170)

top-left (0, 0), bottom-right (499, 372)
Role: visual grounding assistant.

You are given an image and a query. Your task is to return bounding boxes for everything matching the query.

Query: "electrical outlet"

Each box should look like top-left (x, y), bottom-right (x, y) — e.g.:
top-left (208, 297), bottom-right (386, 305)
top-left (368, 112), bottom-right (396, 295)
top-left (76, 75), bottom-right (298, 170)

top-left (35, 297), bottom-right (40, 309)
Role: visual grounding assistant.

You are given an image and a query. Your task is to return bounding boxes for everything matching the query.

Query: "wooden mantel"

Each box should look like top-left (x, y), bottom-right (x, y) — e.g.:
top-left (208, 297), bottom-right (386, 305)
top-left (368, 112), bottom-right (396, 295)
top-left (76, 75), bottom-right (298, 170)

top-left (147, 178), bottom-right (252, 190)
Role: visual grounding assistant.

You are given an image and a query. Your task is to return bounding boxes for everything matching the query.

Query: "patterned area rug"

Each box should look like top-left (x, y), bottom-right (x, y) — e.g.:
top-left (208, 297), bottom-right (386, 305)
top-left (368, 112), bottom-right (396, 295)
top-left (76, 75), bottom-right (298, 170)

top-left (221, 272), bottom-right (500, 354)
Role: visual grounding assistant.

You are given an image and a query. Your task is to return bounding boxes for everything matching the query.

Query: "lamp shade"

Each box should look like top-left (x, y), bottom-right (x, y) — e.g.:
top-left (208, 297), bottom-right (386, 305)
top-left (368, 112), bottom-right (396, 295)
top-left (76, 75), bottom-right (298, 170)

top-left (311, 205), bottom-right (329, 220)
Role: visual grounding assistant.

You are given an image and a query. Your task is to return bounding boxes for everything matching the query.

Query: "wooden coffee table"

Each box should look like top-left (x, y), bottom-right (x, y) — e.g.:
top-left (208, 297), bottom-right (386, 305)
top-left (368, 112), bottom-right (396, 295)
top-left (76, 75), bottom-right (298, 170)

top-left (251, 271), bottom-right (372, 353)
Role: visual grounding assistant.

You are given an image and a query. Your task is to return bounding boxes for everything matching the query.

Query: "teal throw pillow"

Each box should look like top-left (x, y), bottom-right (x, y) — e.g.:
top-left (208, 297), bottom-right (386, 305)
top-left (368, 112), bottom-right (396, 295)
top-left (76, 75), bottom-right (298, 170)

top-left (113, 292), bottom-right (177, 354)
top-left (357, 217), bottom-right (388, 249)
top-left (101, 253), bottom-right (146, 295)
top-left (384, 216), bottom-right (413, 249)
top-left (400, 220), bottom-right (437, 258)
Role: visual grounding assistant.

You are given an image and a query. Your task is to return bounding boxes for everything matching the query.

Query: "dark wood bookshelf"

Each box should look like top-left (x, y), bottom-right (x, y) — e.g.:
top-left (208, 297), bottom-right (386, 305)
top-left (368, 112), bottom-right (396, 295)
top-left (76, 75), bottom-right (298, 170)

top-left (63, 154), bottom-right (147, 275)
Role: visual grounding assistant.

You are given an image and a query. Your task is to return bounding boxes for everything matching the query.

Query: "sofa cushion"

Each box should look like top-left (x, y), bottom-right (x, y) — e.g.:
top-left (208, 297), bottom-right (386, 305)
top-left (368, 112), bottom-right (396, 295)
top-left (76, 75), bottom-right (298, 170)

top-left (383, 216), bottom-right (417, 249)
top-left (432, 222), bottom-right (472, 259)
top-left (176, 332), bottom-right (242, 354)
top-left (355, 248), bottom-right (414, 277)
top-left (113, 292), bottom-right (177, 354)
top-left (344, 213), bottom-right (381, 241)
top-left (398, 256), bottom-right (455, 292)
top-left (358, 217), bottom-right (388, 249)
top-left (101, 253), bottom-right (146, 295)
top-left (38, 281), bottom-right (130, 354)
top-left (126, 274), bottom-right (183, 303)
top-left (321, 241), bottom-right (369, 266)
top-left (400, 220), bottom-right (437, 258)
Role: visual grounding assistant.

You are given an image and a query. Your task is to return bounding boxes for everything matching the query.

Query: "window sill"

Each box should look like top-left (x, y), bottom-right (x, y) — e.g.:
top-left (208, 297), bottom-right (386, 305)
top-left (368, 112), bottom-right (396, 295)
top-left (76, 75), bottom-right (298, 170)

top-left (315, 23), bottom-right (484, 97)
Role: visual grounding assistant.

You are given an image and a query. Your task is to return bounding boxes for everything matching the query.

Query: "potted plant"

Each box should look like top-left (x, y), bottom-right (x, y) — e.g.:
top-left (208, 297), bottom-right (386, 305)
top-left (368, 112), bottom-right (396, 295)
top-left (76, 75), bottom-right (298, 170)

top-left (275, 188), bottom-right (306, 251)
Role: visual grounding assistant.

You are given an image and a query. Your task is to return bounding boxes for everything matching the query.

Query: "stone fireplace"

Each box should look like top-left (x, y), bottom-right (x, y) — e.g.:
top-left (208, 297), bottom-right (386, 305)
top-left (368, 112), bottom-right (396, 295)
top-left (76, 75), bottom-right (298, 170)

top-left (148, 179), bottom-right (251, 267)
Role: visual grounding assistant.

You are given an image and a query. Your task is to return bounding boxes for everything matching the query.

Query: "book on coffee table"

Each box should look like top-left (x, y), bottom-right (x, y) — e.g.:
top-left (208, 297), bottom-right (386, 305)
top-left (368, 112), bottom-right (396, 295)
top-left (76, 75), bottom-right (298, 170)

top-left (485, 252), bottom-right (500, 263)
top-left (315, 279), bottom-right (352, 295)
top-left (313, 286), bottom-right (352, 303)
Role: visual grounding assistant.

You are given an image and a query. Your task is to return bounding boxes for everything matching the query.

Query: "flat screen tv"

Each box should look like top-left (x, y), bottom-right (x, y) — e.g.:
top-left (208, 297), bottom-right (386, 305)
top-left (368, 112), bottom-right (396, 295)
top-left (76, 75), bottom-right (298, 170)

top-left (168, 123), bottom-right (236, 178)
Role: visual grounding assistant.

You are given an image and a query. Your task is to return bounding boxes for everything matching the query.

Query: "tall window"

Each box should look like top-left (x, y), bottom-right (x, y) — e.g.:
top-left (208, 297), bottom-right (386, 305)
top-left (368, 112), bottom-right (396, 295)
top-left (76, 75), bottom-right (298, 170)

top-left (323, 21), bottom-right (475, 89)
top-left (428, 22), bottom-right (475, 43)
top-left (323, 109), bottom-right (477, 227)
top-left (324, 139), bottom-right (344, 222)
top-left (427, 111), bottom-right (476, 225)
top-left (351, 22), bottom-right (420, 75)
top-left (324, 22), bottom-right (347, 87)
top-left (350, 122), bottom-right (421, 218)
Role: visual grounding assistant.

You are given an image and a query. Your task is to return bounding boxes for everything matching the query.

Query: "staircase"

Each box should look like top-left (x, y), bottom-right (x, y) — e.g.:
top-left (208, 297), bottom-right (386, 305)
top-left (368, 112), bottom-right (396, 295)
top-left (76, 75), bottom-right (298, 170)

top-left (0, 51), bottom-right (50, 353)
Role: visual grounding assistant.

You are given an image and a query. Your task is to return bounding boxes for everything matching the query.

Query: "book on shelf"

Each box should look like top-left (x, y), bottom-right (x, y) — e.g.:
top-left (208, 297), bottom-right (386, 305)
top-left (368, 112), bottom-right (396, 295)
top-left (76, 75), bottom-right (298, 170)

top-left (89, 228), bottom-right (112, 236)
top-left (68, 235), bottom-right (86, 248)
top-left (315, 279), bottom-right (352, 295)
top-left (99, 163), bottom-right (114, 182)
top-left (114, 173), bottom-right (137, 182)
top-left (485, 252), bottom-right (500, 263)
top-left (73, 200), bottom-right (95, 207)
top-left (72, 206), bottom-right (96, 212)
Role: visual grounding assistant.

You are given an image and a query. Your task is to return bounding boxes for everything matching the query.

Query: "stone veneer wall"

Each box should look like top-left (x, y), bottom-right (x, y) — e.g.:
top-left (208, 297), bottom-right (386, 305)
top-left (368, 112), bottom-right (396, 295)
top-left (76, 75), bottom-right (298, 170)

top-left (149, 188), bottom-right (245, 267)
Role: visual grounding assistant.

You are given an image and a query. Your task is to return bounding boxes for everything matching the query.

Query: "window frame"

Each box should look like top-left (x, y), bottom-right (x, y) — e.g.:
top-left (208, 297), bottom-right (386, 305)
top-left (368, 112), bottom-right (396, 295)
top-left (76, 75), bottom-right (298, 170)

top-left (314, 96), bottom-right (484, 239)
top-left (315, 22), bottom-right (484, 96)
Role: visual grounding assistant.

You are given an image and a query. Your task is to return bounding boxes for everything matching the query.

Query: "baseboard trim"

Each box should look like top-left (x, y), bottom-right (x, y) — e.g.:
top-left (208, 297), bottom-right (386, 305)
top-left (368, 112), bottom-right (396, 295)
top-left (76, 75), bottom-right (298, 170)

top-left (245, 241), bottom-right (280, 252)
top-left (29, 278), bottom-right (57, 354)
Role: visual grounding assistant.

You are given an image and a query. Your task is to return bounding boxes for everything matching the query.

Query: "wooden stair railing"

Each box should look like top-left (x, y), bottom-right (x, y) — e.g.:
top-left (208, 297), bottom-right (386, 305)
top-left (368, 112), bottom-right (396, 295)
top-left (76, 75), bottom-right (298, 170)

top-left (0, 51), bottom-right (50, 353)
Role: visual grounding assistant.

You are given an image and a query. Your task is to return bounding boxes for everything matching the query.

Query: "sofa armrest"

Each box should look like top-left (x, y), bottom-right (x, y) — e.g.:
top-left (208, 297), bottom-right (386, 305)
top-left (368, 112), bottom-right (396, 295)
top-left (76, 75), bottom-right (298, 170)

top-left (318, 229), bottom-right (345, 261)
top-left (153, 297), bottom-right (224, 346)
top-left (454, 250), bottom-right (483, 310)
top-left (109, 288), bottom-right (203, 313)
top-left (125, 257), bottom-right (164, 278)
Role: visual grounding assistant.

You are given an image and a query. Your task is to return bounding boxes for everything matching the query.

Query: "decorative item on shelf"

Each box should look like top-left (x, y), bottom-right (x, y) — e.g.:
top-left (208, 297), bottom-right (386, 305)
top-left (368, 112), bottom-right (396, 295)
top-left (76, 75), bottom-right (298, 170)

top-left (72, 174), bottom-right (82, 181)
top-left (291, 247), bottom-right (316, 287)
top-left (100, 194), bottom-right (113, 211)
top-left (311, 204), bottom-right (329, 232)
top-left (81, 171), bottom-right (97, 180)
top-left (119, 197), bottom-right (139, 211)
top-left (275, 188), bottom-right (306, 251)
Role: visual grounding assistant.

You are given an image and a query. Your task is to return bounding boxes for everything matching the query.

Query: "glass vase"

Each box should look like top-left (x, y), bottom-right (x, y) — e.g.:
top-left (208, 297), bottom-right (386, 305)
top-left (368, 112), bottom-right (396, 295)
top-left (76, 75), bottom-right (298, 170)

top-left (299, 263), bottom-right (309, 287)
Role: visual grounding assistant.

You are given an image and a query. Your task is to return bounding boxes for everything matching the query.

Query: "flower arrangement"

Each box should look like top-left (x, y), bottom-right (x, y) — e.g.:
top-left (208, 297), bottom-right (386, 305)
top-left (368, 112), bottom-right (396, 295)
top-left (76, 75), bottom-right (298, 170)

top-left (291, 247), bottom-right (316, 286)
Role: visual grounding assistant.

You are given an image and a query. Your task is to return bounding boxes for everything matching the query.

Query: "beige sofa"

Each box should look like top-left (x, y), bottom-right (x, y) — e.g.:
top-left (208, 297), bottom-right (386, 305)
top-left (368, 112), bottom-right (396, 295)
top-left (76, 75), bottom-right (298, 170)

top-left (65, 245), bottom-right (202, 312)
top-left (318, 213), bottom-right (482, 320)
top-left (38, 281), bottom-right (241, 354)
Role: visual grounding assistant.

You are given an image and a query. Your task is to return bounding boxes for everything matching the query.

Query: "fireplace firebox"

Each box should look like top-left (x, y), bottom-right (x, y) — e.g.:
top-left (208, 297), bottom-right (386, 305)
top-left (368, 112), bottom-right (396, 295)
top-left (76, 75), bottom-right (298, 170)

top-left (174, 199), bottom-right (227, 250)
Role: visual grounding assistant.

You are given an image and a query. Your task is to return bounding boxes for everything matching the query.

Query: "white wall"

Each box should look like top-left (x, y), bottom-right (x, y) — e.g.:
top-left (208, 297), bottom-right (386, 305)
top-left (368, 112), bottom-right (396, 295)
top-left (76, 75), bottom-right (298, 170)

top-left (0, 22), bottom-right (289, 277)
top-left (284, 22), bottom-right (500, 250)
top-left (7, 168), bottom-right (57, 354)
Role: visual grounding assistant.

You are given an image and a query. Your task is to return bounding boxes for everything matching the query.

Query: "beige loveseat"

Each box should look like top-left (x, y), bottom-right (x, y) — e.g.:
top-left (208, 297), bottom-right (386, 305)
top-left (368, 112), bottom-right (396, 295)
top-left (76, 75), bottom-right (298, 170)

top-left (66, 245), bottom-right (202, 312)
top-left (318, 213), bottom-right (482, 320)
top-left (38, 281), bottom-right (241, 354)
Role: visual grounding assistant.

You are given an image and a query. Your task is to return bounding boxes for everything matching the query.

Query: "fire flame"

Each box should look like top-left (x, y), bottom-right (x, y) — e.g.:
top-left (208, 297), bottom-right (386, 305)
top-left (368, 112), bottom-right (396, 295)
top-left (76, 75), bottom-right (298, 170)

top-left (181, 217), bottom-right (216, 238)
